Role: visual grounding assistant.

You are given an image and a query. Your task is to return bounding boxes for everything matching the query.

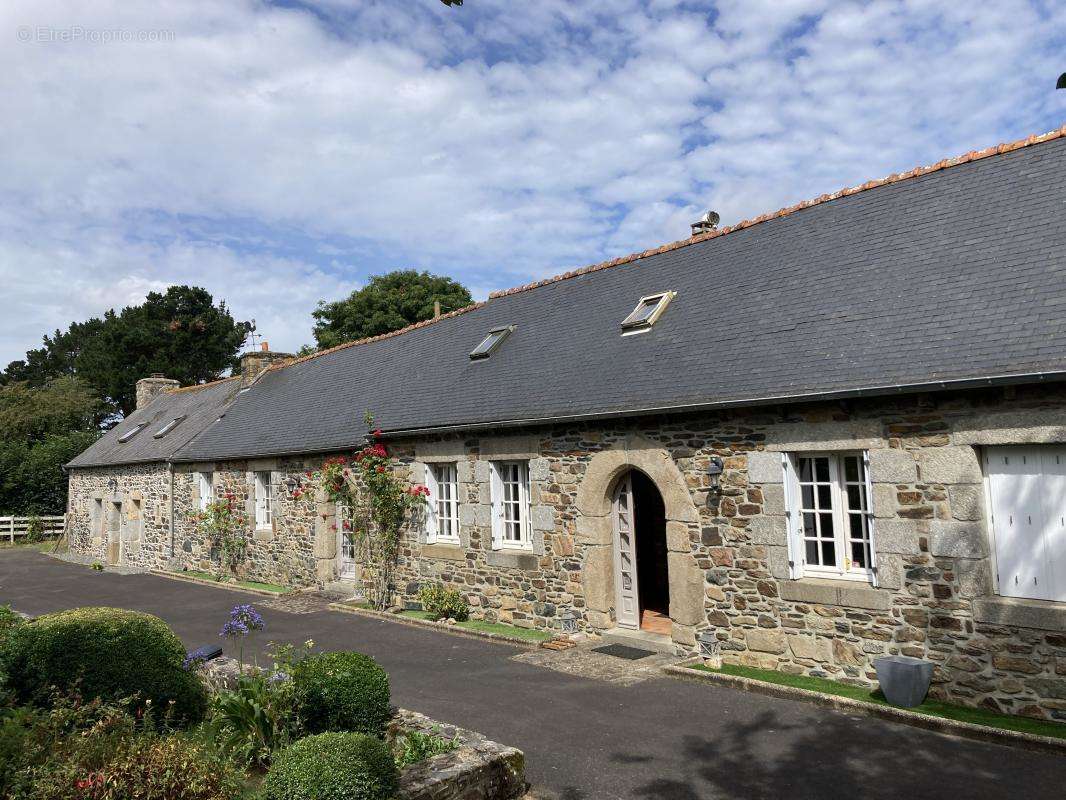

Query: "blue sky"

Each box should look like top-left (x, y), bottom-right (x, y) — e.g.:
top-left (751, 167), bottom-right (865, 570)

top-left (2, 0), bottom-right (1065, 363)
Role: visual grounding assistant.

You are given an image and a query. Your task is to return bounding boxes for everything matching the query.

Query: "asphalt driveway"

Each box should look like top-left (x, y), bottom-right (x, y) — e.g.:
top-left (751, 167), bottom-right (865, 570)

top-left (2, 549), bottom-right (1064, 800)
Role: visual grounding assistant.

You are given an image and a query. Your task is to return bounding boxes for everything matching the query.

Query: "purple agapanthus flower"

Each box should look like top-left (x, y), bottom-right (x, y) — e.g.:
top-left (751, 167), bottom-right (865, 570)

top-left (219, 604), bottom-right (265, 639)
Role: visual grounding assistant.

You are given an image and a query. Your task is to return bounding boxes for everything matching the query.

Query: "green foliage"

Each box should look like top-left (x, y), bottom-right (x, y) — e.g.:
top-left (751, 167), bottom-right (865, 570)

top-left (210, 674), bottom-right (293, 767)
top-left (0, 377), bottom-right (100, 444)
top-left (3, 285), bottom-right (251, 419)
top-left (262, 732), bottom-right (398, 800)
top-left (417, 583), bottom-right (470, 622)
top-left (292, 652), bottom-right (391, 737)
top-left (0, 696), bottom-right (245, 800)
top-left (1, 607), bottom-right (207, 725)
top-left (193, 493), bottom-right (249, 578)
top-left (392, 727), bottom-right (459, 767)
top-left (309, 419), bottom-right (429, 609)
top-left (312, 269), bottom-right (472, 349)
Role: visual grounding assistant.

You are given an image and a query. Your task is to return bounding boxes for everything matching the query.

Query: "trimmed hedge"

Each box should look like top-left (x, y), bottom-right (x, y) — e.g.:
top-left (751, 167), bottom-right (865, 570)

top-left (292, 651), bottom-right (390, 736)
top-left (417, 584), bottom-right (470, 622)
top-left (262, 732), bottom-right (398, 800)
top-left (0, 607), bottom-right (207, 724)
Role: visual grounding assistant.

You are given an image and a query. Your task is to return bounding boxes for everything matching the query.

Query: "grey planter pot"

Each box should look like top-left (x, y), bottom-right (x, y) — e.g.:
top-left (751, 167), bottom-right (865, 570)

top-left (873, 655), bottom-right (934, 707)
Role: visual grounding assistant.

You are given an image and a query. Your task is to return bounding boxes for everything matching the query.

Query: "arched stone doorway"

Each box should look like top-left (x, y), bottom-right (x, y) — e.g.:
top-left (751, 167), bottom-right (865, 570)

top-left (613, 469), bottom-right (670, 634)
top-left (577, 436), bottom-right (704, 648)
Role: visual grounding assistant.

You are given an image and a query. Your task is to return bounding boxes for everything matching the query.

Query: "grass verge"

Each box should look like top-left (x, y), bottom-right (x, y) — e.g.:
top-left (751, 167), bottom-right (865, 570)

top-left (351, 604), bottom-right (554, 643)
top-left (691, 662), bottom-right (1066, 740)
top-left (0, 537), bottom-right (67, 554)
top-left (174, 569), bottom-right (289, 594)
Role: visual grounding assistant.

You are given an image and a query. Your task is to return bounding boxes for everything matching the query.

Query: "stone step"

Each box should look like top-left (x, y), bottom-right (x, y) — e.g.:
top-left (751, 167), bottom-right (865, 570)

top-left (601, 626), bottom-right (677, 655)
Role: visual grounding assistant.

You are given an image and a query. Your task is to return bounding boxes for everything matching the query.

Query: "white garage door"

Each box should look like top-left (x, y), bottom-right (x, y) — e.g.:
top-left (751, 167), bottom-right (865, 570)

top-left (985, 446), bottom-right (1066, 602)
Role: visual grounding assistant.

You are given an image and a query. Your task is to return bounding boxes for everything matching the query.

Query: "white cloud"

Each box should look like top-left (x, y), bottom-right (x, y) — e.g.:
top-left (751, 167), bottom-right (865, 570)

top-left (1, 0), bottom-right (1064, 365)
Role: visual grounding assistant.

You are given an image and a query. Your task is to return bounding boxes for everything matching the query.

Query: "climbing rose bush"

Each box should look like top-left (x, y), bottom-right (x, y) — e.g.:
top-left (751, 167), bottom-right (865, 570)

top-left (303, 414), bottom-right (428, 610)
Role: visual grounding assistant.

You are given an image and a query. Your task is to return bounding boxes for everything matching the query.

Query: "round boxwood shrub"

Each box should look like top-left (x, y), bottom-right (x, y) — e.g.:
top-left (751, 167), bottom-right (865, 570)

top-left (292, 651), bottom-right (390, 736)
top-left (262, 732), bottom-right (398, 800)
top-left (0, 606), bottom-right (207, 724)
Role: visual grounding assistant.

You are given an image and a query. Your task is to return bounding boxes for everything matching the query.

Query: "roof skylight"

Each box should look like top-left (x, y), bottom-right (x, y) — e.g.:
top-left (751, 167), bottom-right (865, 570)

top-left (117, 422), bottom-right (149, 443)
top-left (153, 415), bottom-right (187, 439)
top-left (621, 291), bottom-right (675, 333)
top-left (469, 325), bottom-right (514, 360)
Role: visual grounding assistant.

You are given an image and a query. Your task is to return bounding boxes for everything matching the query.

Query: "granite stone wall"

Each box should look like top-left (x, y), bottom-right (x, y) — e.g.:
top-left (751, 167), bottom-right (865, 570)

top-left (66, 383), bottom-right (1066, 720)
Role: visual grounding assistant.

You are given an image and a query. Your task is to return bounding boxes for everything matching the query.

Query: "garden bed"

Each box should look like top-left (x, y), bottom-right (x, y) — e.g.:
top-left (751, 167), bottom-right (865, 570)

top-left (330, 600), bottom-right (556, 646)
top-left (667, 659), bottom-right (1066, 754)
top-left (153, 568), bottom-right (290, 596)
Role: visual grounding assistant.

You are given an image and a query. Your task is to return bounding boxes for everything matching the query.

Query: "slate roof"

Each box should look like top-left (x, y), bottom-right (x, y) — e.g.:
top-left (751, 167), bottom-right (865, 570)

top-left (66, 378), bottom-right (240, 468)
top-left (69, 125), bottom-right (1066, 467)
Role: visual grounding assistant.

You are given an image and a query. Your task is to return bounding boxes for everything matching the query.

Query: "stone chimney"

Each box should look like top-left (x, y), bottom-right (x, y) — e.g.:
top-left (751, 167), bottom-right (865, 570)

top-left (136, 373), bottom-right (180, 411)
top-left (240, 342), bottom-right (294, 388)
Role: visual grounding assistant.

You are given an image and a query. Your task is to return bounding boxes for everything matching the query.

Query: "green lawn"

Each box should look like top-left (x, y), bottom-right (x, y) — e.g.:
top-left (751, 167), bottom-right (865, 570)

top-left (0, 537), bottom-right (67, 554)
top-left (691, 662), bottom-right (1066, 740)
top-left (352, 604), bottom-right (554, 642)
top-left (175, 569), bottom-right (289, 594)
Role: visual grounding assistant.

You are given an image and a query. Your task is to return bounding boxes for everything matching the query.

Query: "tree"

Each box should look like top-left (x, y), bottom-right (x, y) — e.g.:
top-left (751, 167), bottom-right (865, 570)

top-left (3, 286), bottom-right (252, 419)
top-left (0, 378), bottom-right (101, 514)
top-left (311, 270), bottom-right (472, 350)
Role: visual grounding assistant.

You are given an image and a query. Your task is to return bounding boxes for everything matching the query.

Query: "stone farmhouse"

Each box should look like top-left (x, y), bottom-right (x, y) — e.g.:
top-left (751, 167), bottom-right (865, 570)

top-left (67, 126), bottom-right (1066, 720)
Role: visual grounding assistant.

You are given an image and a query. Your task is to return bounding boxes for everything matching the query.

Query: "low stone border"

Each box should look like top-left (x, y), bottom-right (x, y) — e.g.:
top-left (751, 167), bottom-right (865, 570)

top-left (664, 658), bottom-right (1066, 756)
top-left (150, 569), bottom-right (291, 599)
top-left (391, 709), bottom-right (526, 800)
top-left (199, 658), bottom-right (526, 799)
top-left (329, 602), bottom-right (548, 649)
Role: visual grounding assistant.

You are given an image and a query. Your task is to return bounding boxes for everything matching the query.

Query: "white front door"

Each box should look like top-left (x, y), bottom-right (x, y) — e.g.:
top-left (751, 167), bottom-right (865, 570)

top-left (338, 531), bottom-right (358, 580)
top-left (986, 446), bottom-right (1066, 601)
top-left (337, 503), bottom-right (359, 581)
top-left (612, 473), bottom-right (640, 629)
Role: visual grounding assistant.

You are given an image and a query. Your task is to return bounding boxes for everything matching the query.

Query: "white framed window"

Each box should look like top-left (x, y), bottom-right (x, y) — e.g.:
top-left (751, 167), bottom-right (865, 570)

top-left (620, 291), bottom-right (675, 333)
top-left (153, 415), bottom-right (187, 439)
top-left (254, 471), bottom-right (272, 529)
top-left (490, 460), bottom-right (530, 550)
top-left (195, 471), bottom-right (214, 511)
top-left (426, 463), bottom-right (460, 543)
top-left (118, 422), bottom-right (149, 443)
top-left (469, 325), bottom-right (515, 360)
top-left (985, 446), bottom-right (1066, 602)
top-left (784, 452), bottom-right (875, 583)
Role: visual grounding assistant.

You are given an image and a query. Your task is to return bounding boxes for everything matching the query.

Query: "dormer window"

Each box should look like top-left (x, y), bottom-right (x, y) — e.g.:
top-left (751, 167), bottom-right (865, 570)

top-left (153, 415), bottom-right (187, 439)
top-left (470, 325), bottom-right (514, 360)
top-left (117, 422), bottom-right (149, 443)
top-left (621, 291), bottom-right (675, 333)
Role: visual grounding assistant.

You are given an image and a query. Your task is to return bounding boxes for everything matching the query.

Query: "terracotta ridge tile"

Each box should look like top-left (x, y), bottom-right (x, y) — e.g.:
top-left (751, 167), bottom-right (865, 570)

top-left (271, 302), bottom-right (486, 369)
top-left (488, 123), bottom-right (1066, 300)
top-left (168, 376), bottom-right (239, 394)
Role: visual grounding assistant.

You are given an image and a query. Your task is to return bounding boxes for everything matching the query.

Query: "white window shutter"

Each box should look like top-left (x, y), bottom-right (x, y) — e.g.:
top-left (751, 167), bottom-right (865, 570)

top-left (781, 453), bottom-right (804, 580)
top-left (490, 462), bottom-right (504, 547)
top-left (862, 451), bottom-right (880, 587)
top-left (519, 461), bottom-right (531, 545)
top-left (424, 465), bottom-right (438, 543)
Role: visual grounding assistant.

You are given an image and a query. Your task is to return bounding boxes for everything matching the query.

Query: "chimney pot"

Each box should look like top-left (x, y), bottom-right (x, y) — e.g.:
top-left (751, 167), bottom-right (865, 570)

top-left (240, 346), bottom-right (293, 387)
top-left (261, 341), bottom-right (270, 352)
top-left (691, 210), bottom-right (720, 237)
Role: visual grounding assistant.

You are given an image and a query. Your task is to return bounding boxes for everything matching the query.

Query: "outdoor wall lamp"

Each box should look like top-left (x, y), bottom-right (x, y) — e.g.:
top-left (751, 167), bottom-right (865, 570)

top-left (706, 456), bottom-right (724, 493)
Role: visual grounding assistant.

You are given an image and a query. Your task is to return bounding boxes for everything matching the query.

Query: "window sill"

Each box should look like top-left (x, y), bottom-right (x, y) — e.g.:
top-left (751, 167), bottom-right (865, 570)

top-left (485, 549), bottom-right (538, 571)
top-left (973, 596), bottom-right (1066, 633)
top-left (779, 578), bottom-right (890, 611)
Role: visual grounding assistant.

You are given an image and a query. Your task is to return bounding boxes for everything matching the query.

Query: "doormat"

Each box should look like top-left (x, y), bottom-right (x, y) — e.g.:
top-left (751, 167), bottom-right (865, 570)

top-left (590, 644), bottom-right (656, 660)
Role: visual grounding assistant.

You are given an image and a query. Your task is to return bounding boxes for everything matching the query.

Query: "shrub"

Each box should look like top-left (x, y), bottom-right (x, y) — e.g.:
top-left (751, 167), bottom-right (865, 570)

top-left (1, 607), bottom-right (207, 724)
top-left (210, 672), bottom-right (297, 766)
top-left (417, 584), bottom-right (470, 622)
top-left (292, 652), bottom-right (390, 736)
top-left (393, 727), bottom-right (459, 767)
top-left (262, 732), bottom-right (398, 800)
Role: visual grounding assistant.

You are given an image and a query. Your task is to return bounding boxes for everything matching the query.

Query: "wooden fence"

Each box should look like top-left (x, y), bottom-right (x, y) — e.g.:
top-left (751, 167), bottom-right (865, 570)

top-left (0, 515), bottom-right (65, 543)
